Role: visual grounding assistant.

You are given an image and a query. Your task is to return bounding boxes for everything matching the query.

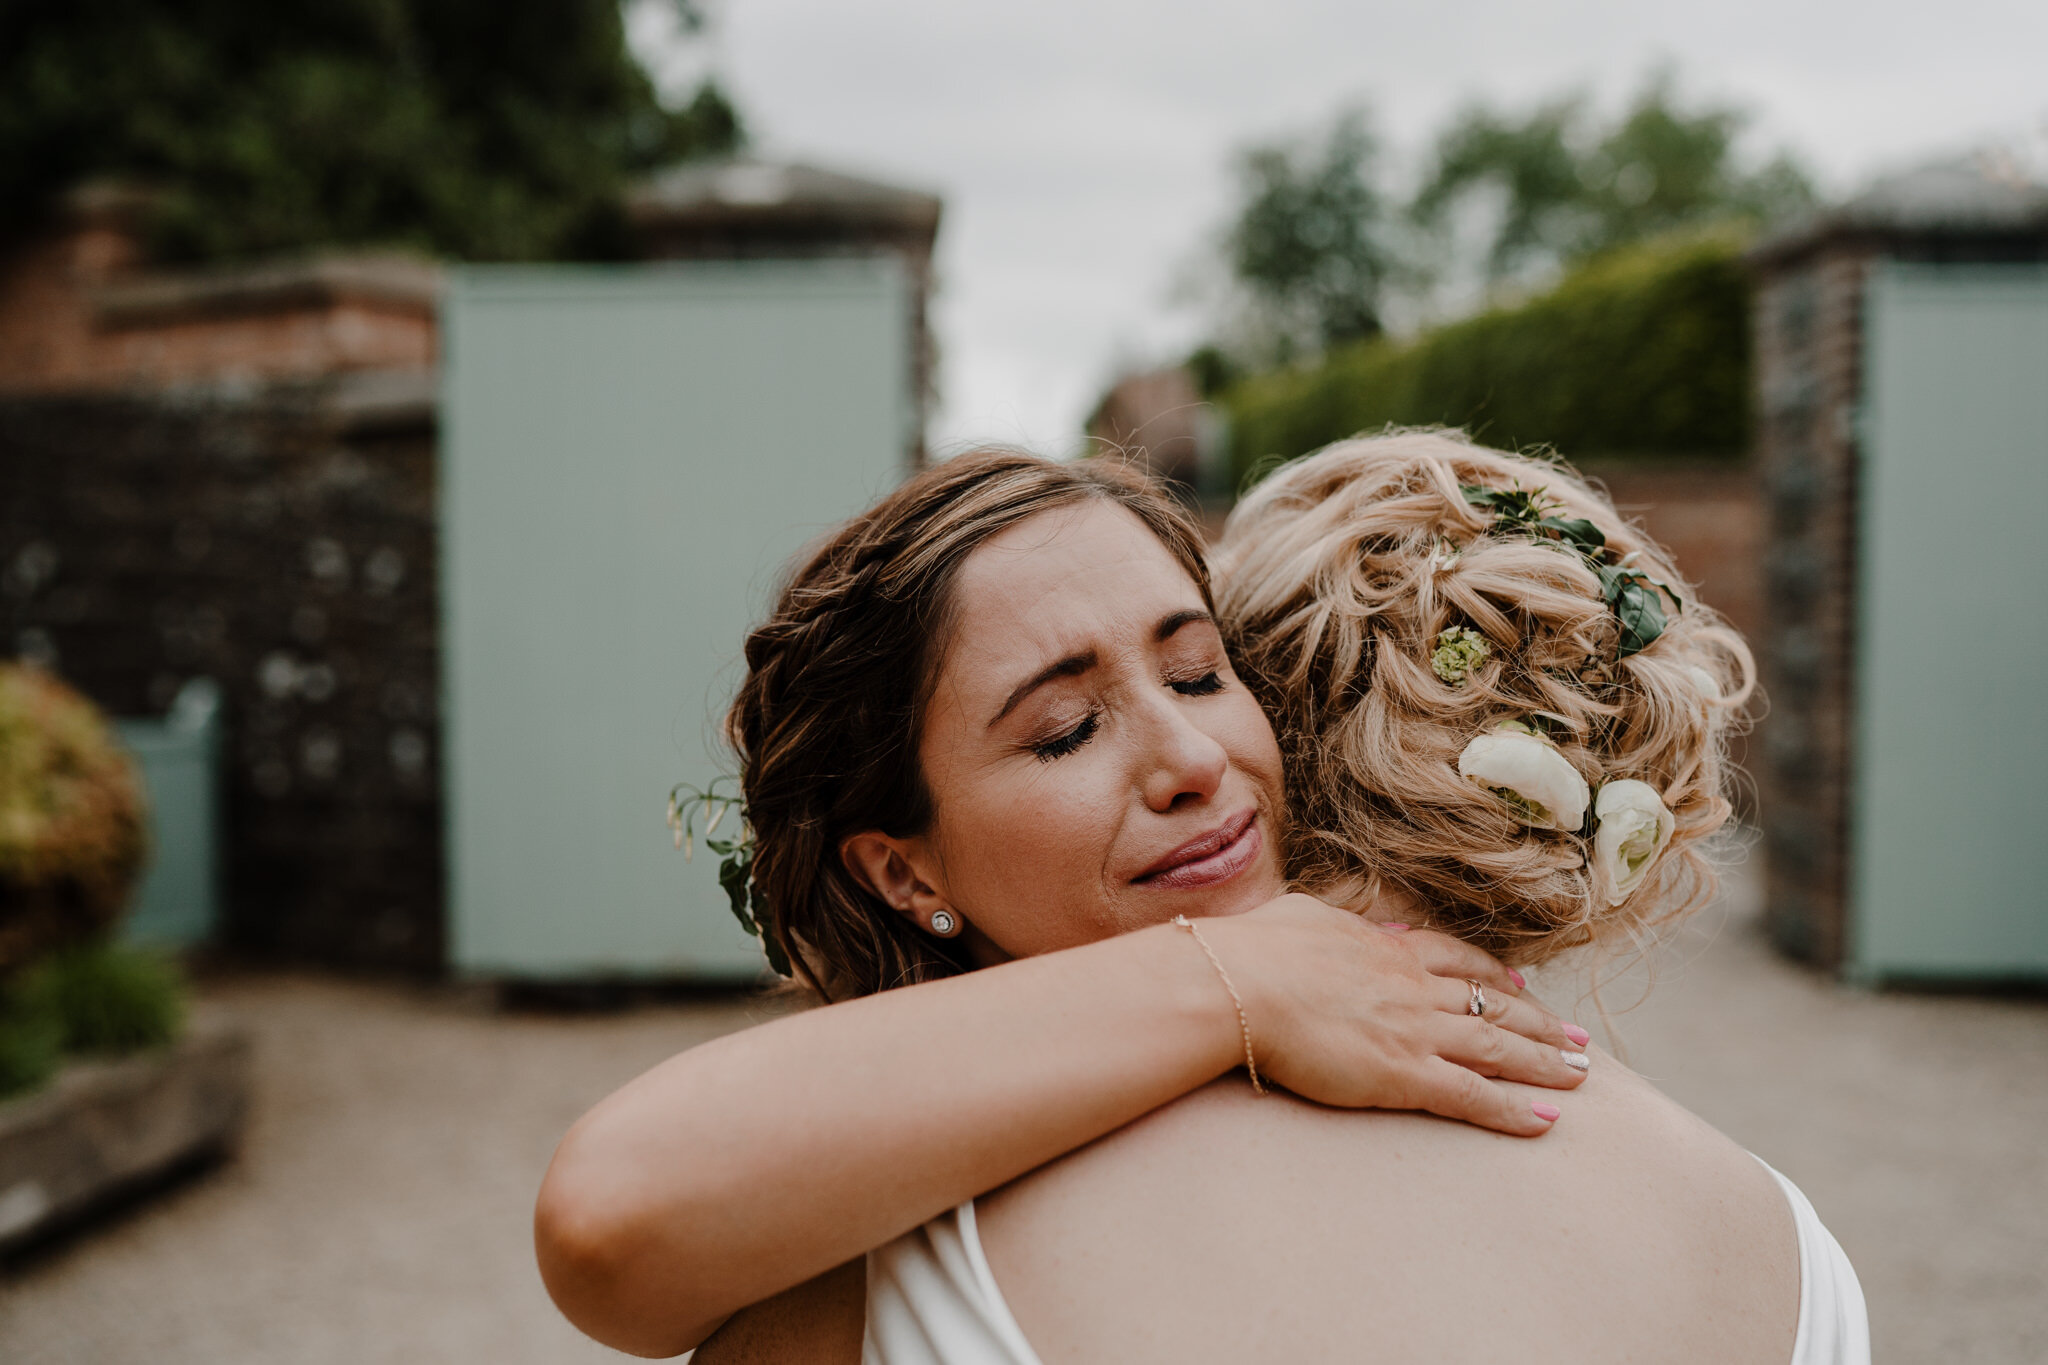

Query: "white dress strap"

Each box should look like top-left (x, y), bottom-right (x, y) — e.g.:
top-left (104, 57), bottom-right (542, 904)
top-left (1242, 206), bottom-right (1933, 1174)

top-left (863, 1201), bottom-right (1043, 1365)
top-left (1754, 1157), bottom-right (1871, 1365)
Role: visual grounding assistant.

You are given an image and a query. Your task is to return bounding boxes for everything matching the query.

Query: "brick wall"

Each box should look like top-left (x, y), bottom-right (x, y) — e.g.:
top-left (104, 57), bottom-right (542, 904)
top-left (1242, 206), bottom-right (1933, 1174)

top-left (0, 195), bottom-right (436, 396)
top-left (0, 208), bottom-right (144, 387)
top-left (0, 380), bottom-right (444, 971)
top-left (1086, 368), bottom-right (1209, 491)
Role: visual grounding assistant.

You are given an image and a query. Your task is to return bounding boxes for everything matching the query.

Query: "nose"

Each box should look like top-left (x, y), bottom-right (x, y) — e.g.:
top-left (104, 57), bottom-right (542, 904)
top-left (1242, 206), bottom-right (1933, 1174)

top-left (1136, 691), bottom-right (1229, 813)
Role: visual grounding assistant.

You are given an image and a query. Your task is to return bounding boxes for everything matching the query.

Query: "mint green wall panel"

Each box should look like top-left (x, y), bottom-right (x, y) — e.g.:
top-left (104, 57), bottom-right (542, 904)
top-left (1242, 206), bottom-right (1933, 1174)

top-left (1852, 265), bottom-right (2048, 979)
top-left (116, 682), bottom-right (222, 949)
top-left (442, 262), bottom-right (908, 977)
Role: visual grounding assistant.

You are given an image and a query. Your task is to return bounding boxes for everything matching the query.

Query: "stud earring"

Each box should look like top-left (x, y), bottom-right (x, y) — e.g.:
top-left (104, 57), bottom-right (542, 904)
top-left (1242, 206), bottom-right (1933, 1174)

top-left (929, 910), bottom-right (958, 937)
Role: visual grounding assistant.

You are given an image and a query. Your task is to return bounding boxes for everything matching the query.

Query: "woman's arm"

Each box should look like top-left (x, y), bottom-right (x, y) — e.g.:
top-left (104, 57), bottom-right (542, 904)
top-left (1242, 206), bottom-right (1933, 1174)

top-left (534, 897), bottom-right (1584, 1357)
top-left (690, 1260), bottom-right (865, 1365)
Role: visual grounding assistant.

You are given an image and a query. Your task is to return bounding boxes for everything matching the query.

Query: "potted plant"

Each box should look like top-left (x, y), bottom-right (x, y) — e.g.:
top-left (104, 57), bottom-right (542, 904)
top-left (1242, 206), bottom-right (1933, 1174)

top-left (0, 664), bottom-right (182, 1096)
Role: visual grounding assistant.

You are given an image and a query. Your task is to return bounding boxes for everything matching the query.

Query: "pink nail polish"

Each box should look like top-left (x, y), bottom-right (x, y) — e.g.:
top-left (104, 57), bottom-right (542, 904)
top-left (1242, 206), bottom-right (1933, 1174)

top-left (1563, 1024), bottom-right (1591, 1047)
top-left (1532, 1102), bottom-right (1562, 1122)
top-left (1508, 968), bottom-right (1527, 989)
top-left (1379, 921), bottom-right (1410, 932)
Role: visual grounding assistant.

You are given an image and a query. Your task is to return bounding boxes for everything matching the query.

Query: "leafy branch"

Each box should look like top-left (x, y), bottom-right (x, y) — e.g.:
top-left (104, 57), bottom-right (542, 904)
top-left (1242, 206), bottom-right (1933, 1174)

top-left (666, 779), bottom-right (790, 977)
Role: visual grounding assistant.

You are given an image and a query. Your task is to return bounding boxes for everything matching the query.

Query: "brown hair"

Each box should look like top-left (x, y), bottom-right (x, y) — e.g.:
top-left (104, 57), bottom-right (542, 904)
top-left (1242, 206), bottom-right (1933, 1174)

top-left (1215, 431), bottom-right (1755, 967)
top-left (726, 448), bottom-right (1212, 1001)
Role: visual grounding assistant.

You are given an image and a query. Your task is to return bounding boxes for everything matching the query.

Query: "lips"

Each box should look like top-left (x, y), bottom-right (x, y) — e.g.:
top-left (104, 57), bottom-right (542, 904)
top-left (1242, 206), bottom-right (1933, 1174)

top-left (1134, 808), bottom-right (1261, 891)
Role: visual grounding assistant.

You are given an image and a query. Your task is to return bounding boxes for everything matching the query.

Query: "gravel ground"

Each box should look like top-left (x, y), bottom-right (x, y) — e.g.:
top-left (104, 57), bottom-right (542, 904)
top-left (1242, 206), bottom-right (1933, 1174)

top-left (2, 861), bottom-right (2042, 1363)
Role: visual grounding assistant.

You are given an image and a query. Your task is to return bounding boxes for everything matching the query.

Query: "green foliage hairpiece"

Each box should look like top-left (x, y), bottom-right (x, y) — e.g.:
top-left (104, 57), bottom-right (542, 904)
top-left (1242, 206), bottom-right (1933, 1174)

top-left (1459, 483), bottom-right (1682, 658)
top-left (667, 779), bottom-right (790, 978)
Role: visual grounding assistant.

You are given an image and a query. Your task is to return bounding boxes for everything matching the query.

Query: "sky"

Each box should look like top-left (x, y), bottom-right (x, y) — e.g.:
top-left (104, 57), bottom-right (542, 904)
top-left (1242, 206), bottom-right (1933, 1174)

top-left (629, 0), bottom-right (2048, 457)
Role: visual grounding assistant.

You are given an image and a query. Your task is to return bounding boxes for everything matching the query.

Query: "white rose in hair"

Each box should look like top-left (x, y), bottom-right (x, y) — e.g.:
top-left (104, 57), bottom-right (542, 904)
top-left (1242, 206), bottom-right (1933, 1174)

top-left (1592, 779), bottom-right (1675, 905)
top-left (1457, 724), bottom-right (1590, 831)
top-left (1686, 666), bottom-right (1720, 703)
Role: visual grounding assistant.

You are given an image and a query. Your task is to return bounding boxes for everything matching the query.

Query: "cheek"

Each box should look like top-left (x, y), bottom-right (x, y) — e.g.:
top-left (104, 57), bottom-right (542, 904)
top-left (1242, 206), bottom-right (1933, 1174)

top-left (929, 758), bottom-right (1130, 957)
top-left (1221, 693), bottom-right (1286, 799)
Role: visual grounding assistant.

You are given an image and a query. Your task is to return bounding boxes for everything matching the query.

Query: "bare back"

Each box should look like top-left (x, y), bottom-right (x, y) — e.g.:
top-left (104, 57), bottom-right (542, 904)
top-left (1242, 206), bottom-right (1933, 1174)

top-left (977, 1050), bottom-right (1800, 1363)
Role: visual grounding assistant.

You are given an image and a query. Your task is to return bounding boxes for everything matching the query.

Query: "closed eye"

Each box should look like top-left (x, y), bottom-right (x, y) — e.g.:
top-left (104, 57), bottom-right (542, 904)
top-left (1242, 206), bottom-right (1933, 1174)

top-left (1169, 671), bottom-right (1225, 697)
top-left (1033, 713), bottom-right (1099, 761)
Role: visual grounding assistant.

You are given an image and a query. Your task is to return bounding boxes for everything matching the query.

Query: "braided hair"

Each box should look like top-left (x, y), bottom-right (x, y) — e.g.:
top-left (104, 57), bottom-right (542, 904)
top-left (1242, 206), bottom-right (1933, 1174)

top-left (726, 448), bottom-right (1212, 1001)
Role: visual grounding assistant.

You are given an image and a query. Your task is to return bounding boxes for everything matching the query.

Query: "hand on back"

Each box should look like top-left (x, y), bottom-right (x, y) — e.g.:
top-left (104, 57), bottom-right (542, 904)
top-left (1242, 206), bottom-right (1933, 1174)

top-left (1201, 893), bottom-right (1590, 1136)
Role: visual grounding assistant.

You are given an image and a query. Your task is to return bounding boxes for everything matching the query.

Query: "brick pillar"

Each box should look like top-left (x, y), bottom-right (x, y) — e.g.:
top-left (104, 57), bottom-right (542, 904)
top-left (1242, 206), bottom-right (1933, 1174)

top-left (1749, 245), bottom-right (1876, 968)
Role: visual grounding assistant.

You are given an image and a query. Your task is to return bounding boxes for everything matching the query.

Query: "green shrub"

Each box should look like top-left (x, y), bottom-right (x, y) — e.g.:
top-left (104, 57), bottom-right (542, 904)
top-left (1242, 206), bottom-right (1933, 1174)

top-left (0, 942), bottom-right (189, 1100)
top-left (24, 940), bottom-right (186, 1057)
top-left (1224, 231), bottom-right (1753, 486)
top-left (0, 981), bottom-right (62, 1098)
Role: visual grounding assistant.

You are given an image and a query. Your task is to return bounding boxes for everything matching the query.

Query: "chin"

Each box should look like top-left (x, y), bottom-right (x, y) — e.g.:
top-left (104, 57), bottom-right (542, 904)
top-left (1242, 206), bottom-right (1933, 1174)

top-left (1170, 868), bottom-right (1285, 919)
top-left (1204, 881), bottom-right (1283, 917)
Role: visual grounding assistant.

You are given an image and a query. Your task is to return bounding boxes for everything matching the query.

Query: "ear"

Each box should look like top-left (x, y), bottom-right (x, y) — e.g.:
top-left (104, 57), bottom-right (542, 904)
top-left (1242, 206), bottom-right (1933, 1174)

top-left (840, 830), bottom-right (958, 933)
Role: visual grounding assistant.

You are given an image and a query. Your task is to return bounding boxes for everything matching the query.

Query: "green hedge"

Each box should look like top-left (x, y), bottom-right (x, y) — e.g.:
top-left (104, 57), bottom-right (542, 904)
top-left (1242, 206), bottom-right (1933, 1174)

top-left (1223, 232), bottom-right (1753, 485)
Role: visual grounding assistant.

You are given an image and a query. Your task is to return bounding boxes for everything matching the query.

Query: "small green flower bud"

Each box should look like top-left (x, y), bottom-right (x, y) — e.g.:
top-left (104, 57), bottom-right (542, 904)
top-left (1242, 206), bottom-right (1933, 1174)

top-left (1431, 627), bottom-right (1491, 685)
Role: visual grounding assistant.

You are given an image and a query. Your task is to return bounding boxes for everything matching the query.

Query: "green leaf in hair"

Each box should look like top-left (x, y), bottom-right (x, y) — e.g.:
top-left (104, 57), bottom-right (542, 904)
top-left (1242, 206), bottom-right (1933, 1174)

top-left (1462, 480), bottom-right (1682, 661)
top-left (670, 779), bottom-right (791, 977)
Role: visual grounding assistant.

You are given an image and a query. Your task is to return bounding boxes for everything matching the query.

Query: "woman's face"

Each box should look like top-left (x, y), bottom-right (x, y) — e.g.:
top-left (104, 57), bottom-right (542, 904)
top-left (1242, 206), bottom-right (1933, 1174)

top-left (844, 498), bottom-right (1288, 964)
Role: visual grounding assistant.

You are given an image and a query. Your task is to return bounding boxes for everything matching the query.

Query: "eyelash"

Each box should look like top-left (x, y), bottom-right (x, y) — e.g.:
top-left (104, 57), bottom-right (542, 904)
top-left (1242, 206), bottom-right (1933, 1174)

top-left (1033, 714), bottom-right (1098, 762)
top-left (1031, 673), bottom-right (1226, 761)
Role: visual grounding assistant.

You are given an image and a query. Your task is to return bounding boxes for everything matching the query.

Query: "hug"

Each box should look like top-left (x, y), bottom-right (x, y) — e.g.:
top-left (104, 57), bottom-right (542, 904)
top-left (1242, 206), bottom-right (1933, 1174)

top-left (535, 430), bottom-right (1868, 1363)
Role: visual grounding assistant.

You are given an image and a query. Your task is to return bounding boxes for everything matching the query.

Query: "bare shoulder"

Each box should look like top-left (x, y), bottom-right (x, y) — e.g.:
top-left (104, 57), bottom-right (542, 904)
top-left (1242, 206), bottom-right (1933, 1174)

top-left (978, 1060), bottom-right (1800, 1364)
top-left (690, 1259), bottom-right (864, 1365)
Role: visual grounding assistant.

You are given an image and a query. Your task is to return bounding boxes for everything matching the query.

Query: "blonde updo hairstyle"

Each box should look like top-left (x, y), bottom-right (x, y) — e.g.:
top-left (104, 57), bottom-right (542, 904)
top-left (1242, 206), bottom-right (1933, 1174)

top-left (1214, 431), bottom-right (1754, 967)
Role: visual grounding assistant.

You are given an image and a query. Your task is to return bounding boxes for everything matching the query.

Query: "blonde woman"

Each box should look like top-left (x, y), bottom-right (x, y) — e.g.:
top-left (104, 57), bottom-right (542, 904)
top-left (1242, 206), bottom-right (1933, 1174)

top-left (538, 436), bottom-right (1866, 1362)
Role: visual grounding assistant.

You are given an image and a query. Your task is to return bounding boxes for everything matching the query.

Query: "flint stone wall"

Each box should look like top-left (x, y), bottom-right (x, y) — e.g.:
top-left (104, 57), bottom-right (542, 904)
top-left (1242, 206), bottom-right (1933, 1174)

top-left (0, 377), bottom-right (442, 971)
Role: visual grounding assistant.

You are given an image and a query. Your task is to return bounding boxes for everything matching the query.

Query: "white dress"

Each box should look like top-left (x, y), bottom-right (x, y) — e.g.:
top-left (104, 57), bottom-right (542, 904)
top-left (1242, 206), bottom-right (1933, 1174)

top-left (862, 1157), bottom-right (1868, 1365)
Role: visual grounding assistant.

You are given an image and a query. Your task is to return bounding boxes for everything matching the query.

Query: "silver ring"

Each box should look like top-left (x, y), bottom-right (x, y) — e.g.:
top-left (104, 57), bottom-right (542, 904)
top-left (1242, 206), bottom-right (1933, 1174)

top-left (1465, 979), bottom-right (1487, 1018)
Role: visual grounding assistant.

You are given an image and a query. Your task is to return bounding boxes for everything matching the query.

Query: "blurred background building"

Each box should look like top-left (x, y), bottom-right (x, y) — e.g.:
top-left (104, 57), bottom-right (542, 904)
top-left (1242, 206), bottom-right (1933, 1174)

top-left (0, 2), bottom-right (2044, 1357)
top-left (1746, 165), bottom-right (2048, 980)
top-left (0, 159), bottom-right (936, 975)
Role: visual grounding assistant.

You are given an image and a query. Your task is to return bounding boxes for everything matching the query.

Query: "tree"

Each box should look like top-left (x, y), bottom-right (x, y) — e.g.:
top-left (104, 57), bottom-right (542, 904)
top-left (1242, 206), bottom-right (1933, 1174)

top-left (1411, 72), bottom-right (1815, 288)
top-left (0, 0), bottom-right (743, 262)
top-left (1407, 95), bottom-right (1588, 285)
top-left (1222, 110), bottom-right (1397, 363)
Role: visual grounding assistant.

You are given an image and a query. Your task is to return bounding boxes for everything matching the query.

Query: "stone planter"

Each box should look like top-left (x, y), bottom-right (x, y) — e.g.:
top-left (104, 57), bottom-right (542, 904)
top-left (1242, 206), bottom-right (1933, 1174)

top-left (0, 1014), bottom-right (251, 1254)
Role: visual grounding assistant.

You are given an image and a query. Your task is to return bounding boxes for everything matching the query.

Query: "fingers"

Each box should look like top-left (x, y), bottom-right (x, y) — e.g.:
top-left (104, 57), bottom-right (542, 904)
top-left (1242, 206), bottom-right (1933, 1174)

top-left (1432, 1015), bottom-right (1589, 1093)
top-left (1391, 927), bottom-right (1525, 997)
top-left (1429, 977), bottom-right (1582, 1052)
top-left (1412, 1058), bottom-right (1562, 1138)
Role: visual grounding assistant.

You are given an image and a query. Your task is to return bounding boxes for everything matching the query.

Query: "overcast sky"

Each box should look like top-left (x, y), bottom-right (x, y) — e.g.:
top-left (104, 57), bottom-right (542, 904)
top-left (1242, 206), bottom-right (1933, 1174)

top-left (630, 0), bottom-right (2048, 456)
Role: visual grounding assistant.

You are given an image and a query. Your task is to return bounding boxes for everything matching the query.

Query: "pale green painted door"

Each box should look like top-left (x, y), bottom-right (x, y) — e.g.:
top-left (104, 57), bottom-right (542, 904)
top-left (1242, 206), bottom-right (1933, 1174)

top-left (1852, 264), bottom-right (2048, 981)
top-left (442, 261), bottom-right (909, 978)
top-left (116, 680), bottom-right (222, 949)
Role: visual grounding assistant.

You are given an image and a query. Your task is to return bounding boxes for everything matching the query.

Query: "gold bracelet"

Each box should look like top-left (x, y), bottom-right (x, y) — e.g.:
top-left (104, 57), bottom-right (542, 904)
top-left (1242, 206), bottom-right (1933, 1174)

top-left (1172, 914), bottom-right (1265, 1095)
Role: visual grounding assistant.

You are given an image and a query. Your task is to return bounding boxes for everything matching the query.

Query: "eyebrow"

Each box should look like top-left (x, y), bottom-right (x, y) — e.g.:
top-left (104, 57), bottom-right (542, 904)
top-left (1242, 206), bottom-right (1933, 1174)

top-left (1154, 609), bottom-right (1214, 643)
top-left (989, 609), bottom-right (1216, 726)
